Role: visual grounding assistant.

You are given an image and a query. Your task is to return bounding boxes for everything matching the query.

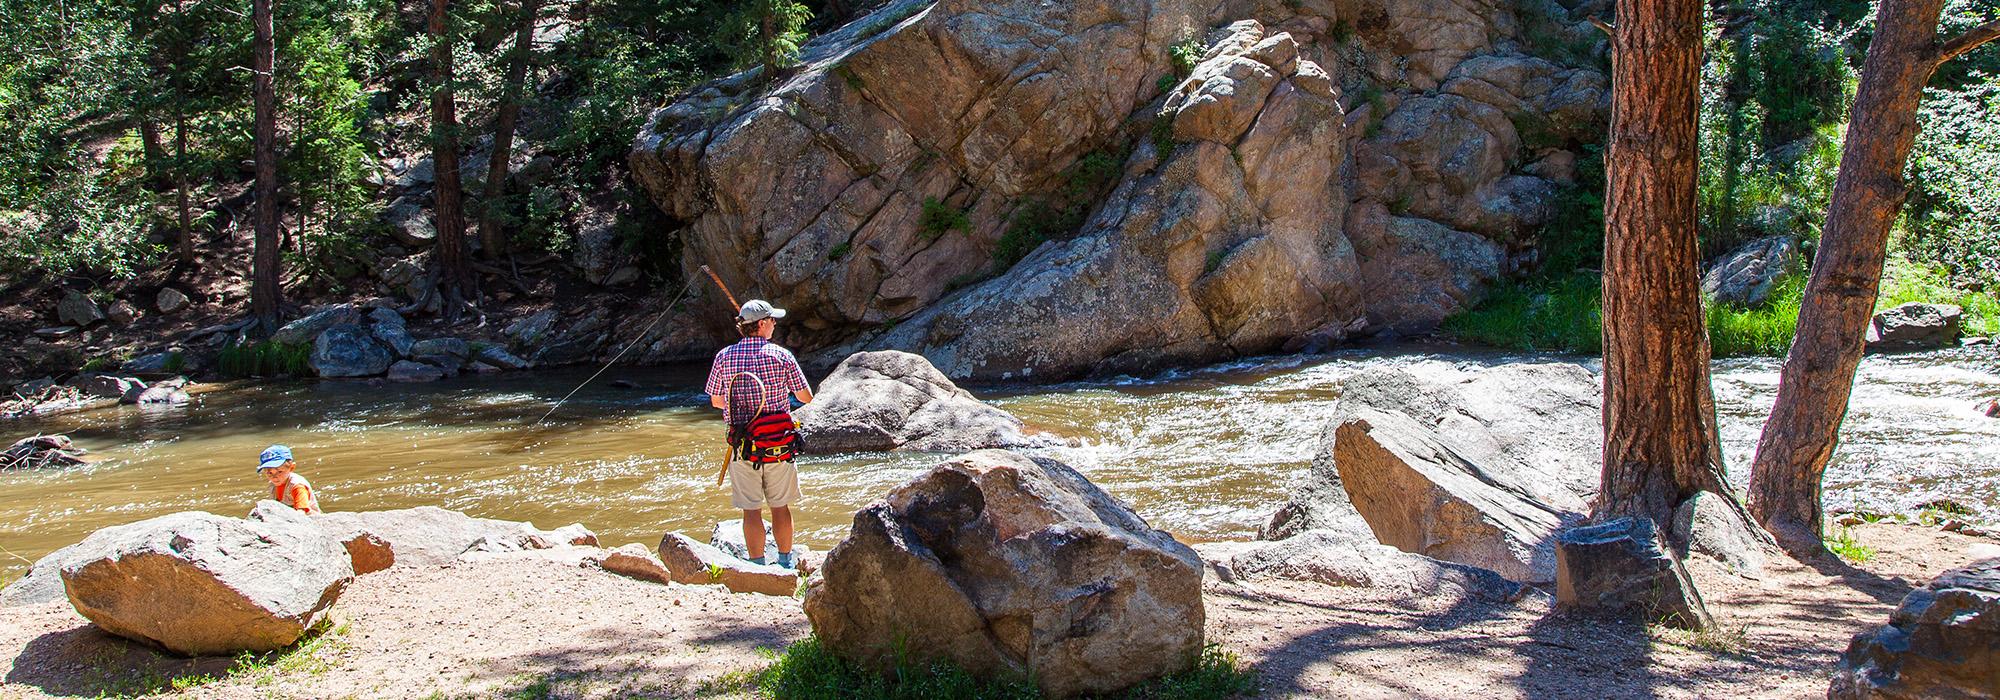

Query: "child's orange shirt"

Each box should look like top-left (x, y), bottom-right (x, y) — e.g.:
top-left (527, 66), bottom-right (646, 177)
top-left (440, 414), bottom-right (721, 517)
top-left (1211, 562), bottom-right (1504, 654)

top-left (273, 473), bottom-right (320, 514)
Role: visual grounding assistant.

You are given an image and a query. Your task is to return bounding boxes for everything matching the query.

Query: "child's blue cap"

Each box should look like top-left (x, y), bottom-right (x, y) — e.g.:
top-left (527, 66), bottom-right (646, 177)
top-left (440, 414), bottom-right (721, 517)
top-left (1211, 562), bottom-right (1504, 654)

top-left (257, 445), bottom-right (293, 472)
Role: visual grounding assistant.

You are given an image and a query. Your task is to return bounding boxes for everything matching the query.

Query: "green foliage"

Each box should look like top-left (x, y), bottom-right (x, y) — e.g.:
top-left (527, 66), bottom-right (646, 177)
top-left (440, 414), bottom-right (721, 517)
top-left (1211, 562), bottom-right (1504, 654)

top-left (1150, 114), bottom-right (1178, 157)
top-left (1706, 274), bottom-right (1805, 357)
top-left (1204, 249), bottom-right (1228, 275)
top-left (1442, 274), bottom-right (1603, 354)
top-left (827, 241), bottom-right (852, 261)
top-left (918, 196), bottom-right (970, 240)
top-left (218, 341), bottom-right (313, 378)
top-left (1906, 77), bottom-right (2000, 289)
top-left (756, 637), bottom-right (1255, 700)
top-left (719, 0), bottom-right (813, 73)
top-left (162, 351), bottom-right (188, 374)
top-left (1877, 259), bottom-right (2000, 337)
top-left (1168, 36), bottom-right (1205, 78)
top-left (80, 357), bottom-right (120, 372)
top-left (1824, 526), bottom-right (1875, 564)
top-left (1538, 146), bottom-right (1606, 273)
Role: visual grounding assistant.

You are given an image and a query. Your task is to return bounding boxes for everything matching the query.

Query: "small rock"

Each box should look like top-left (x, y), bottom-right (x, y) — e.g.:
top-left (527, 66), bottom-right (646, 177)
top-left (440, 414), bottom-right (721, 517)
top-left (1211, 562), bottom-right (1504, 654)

top-left (105, 300), bottom-right (138, 326)
top-left (1554, 517), bottom-right (1712, 630)
top-left (386, 360), bottom-right (445, 383)
top-left (1963, 336), bottom-right (1992, 347)
top-left (1830, 558), bottom-right (2000, 699)
top-left (657, 532), bottom-right (798, 596)
top-left (135, 385), bottom-right (191, 405)
top-left (57, 291), bottom-right (104, 327)
top-left (468, 361), bottom-right (503, 374)
top-left (593, 543), bottom-right (673, 584)
top-left (603, 266), bottom-right (642, 287)
top-left (120, 351), bottom-right (181, 374)
top-left (156, 288), bottom-right (190, 314)
top-left (32, 326), bottom-right (78, 340)
top-left (294, 506), bottom-right (596, 570)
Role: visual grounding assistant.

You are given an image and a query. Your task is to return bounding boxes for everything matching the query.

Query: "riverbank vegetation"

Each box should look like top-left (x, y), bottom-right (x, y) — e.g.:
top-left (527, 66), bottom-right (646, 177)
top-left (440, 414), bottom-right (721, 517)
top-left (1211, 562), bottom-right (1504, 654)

top-left (1444, 0), bottom-right (2000, 356)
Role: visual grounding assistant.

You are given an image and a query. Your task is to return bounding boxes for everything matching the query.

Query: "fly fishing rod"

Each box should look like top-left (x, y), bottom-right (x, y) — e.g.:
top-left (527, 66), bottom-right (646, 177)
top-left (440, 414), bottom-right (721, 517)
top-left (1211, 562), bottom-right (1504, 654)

top-left (534, 264), bottom-right (740, 425)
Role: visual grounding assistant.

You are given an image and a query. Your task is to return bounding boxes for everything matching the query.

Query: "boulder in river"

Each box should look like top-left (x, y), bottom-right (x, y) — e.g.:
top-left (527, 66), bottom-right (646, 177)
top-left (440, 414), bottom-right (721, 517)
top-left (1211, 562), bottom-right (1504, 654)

top-left (60, 504), bottom-right (354, 655)
top-left (793, 351), bottom-right (1054, 453)
top-left (1554, 517), bottom-right (1712, 631)
top-left (803, 450), bottom-right (1204, 698)
top-left (656, 531), bottom-right (799, 596)
top-left (1830, 557), bottom-right (2000, 699)
top-left (1868, 302), bottom-right (1963, 350)
top-left (310, 324), bottom-right (396, 378)
top-left (1701, 235), bottom-right (1800, 308)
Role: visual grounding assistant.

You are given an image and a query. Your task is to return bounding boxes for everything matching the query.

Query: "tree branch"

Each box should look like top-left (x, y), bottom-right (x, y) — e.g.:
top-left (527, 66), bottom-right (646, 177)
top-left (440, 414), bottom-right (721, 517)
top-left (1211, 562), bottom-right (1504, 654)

top-left (1937, 18), bottom-right (2000, 65)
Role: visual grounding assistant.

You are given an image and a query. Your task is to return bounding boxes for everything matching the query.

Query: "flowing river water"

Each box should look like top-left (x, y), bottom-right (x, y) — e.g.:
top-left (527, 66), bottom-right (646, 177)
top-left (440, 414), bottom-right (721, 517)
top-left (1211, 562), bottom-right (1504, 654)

top-left (3, 346), bottom-right (1996, 583)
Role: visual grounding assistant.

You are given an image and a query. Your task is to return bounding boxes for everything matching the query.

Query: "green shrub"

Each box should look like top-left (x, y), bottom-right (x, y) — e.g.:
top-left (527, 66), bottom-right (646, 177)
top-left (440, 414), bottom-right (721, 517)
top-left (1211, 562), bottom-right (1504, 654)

top-left (1441, 274), bottom-right (1603, 354)
top-left (1150, 114), bottom-right (1178, 157)
top-left (918, 197), bottom-right (970, 241)
top-left (827, 242), bottom-right (852, 261)
top-left (755, 637), bottom-right (1255, 700)
top-left (218, 341), bottom-right (313, 378)
top-left (162, 351), bottom-right (187, 374)
top-left (1168, 37), bottom-right (1204, 77)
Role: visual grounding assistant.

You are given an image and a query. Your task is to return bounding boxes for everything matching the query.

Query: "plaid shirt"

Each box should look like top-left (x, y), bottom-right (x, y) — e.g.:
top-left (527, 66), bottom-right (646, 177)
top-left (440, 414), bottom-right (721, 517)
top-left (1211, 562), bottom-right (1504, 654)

top-left (705, 337), bottom-right (809, 424)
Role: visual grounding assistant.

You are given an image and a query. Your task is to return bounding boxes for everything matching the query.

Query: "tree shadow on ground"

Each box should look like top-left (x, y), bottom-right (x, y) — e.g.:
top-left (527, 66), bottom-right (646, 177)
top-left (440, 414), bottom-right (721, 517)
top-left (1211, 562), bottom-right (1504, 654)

top-left (1797, 551), bottom-right (1916, 606)
top-left (463, 619), bottom-right (801, 699)
top-left (1219, 583), bottom-right (1530, 696)
top-left (5, 618), bottom-right (339, 697)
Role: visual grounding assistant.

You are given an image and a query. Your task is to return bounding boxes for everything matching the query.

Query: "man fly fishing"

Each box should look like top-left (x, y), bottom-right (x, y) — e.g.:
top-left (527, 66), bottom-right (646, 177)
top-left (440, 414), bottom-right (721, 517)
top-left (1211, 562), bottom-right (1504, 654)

top-left (703, 299), bottom-right (814, 569)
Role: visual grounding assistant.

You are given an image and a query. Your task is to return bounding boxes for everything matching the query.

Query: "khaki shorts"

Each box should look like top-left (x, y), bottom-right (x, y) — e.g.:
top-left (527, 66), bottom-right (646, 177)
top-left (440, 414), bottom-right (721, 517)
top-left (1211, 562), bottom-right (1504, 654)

top-left (728, 459), bottom-right (801, 510)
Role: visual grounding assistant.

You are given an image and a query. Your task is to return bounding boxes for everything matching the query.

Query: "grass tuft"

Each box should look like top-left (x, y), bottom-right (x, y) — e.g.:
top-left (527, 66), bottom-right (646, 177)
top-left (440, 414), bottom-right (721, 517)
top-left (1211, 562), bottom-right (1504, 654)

top-left (1441, 273), bottom-right (1603, 354)
top-left (218, 340), bottom-right (312, 378)
top-left (1648, 621), bottom-right (1750, 656)
top-left (918, 197), bottom-right (970, 241)
top-left (1825, 526), bottom-right (1876, 564)
top-left (753, 637), bottom-right (1255, 700)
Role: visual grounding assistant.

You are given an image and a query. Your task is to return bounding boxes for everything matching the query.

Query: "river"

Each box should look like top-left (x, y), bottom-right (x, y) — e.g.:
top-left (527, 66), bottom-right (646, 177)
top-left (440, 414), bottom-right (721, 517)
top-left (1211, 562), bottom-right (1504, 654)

top-left (3, 346), bottom-right (1995, 583)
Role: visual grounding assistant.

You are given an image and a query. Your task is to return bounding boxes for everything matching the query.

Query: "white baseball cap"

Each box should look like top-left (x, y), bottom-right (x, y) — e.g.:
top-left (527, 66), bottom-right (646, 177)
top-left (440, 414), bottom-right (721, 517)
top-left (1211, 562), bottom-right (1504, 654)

top-left (738, 299), bottom-right (787, 322)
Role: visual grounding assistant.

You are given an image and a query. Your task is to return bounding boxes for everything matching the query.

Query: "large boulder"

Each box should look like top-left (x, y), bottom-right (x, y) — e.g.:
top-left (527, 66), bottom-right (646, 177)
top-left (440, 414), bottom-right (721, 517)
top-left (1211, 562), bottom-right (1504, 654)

top-left (803, 450), bottom-right (1203, 697)
top-left (1831, 557), bottom-right (2000, 699)
top-left (794, 351), bottom-right (1053, 452)
top-left (1702, 235), bottom-right (1800, 307)
top-left (309, 324), bottom-right (396, 378)
top-left (632, 0), bottom-right (1607, 379)
top-left (273, 304), bottom-right (362, 345)
top-left (59, 504), bottom-right (353, 655)
top-left (1331, 405), bottom-right (1578, 583)
top-left (287, 506), bottom-right (598, 570)
top-left (1, 542), bottom-right (87, 606)
top-left (56, 291), bottom-right (104, 327)
top-left (1868, 303), bottom-right (1963, 351)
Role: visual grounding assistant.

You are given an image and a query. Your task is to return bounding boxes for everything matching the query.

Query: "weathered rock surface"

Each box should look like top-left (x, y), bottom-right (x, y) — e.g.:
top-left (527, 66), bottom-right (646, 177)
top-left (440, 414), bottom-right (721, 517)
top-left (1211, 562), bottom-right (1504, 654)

top-left (60, 504), bottom-right (354, 655)
top-left (1702, 235), bottom-right (1800, 307)
top-left (310, 324), bottom-right (396, 378)
top-left (0, 543), bottom-right (86, 606)
top-left (57, 291), bottom-right (104, 327)
top-left (656, 531), bottom-right (799, 596)
top-left (156, 287), bottom-right (190, 314)
top-left (67, 374), bottom-right (145, 402)
top-left (1332, 405), bottom-right (1577, 583)
top-left (1868, 303), bottom-right (1964, 350)
top-left (706, 520), bottom-right (817, 570)
top-left (284, 506), bottom-right (598, 569)
top-left (794, 351), bottom-right (1052, 452)
top-left (274, 304), bottom-right (362, 345)
top-left (1554, 517), bottom-right (1712, 631)
top-left (1830, 557), bottom-right (2000, 699)
top-left (386, 360), bottom-right (445, 383)
top-left (803, 450), bottom-right (1203, 697)
top-left (632, 0), bottom-right (1607, 379)
top-left (1670, 491), bottom-right (1774, 577)
top-left (1197, 530), bottom-right (1524, 602)
top-left (1264, 364), bottom-right (1599, 567)
top-left (106, 300), bottom-right (138, 326)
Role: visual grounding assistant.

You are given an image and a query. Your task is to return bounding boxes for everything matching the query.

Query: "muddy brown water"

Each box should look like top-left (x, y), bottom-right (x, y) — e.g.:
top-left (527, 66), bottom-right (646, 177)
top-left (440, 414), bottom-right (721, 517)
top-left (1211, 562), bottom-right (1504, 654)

top-left (3, 346), bottom-right (1996, 583)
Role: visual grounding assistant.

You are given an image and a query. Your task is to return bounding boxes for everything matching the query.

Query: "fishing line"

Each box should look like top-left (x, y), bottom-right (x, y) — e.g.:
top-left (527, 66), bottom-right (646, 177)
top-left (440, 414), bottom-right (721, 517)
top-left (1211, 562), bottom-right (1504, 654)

top-left (535, 276), bottom-right (700, 425)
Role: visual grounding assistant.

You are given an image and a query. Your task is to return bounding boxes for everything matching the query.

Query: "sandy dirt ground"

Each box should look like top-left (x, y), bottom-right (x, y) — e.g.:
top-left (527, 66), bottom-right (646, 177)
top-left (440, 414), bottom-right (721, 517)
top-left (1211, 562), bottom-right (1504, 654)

top-left (2, 523), bottom-right (1994, 699)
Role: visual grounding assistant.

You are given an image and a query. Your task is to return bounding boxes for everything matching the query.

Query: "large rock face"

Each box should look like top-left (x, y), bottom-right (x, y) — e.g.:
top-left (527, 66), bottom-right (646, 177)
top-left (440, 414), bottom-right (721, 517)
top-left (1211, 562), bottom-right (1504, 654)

top-left (794, 350), bottom-right (1052, 452)
top-left (1830, 557), bottom-right (2000, 699)
top-left (59, 505), bottom-right (354, 656)
top-left (295, 506), bottom-right (599, 569)
top-left (632, 0), bottom-right (1608, 380)
top-left (803, 450), bottom-right (1204, 697)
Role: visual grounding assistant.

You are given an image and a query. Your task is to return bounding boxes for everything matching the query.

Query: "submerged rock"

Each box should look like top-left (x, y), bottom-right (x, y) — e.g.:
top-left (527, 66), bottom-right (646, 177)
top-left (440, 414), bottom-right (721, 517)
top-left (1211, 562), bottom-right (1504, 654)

top-left (804, 450), bottom-right (1204, 697)
top-left (1831, 557), bottom-right (2000, 699)
top-left (794, 351), bottom-right (1053, 453)
top-left (61, 504), bottom-right (354, 655)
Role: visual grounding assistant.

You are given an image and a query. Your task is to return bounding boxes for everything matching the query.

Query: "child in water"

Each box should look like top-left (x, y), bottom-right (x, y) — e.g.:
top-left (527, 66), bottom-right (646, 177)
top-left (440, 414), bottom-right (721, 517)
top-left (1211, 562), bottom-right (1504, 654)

top-left (257, 444), bottom-right (321, 514)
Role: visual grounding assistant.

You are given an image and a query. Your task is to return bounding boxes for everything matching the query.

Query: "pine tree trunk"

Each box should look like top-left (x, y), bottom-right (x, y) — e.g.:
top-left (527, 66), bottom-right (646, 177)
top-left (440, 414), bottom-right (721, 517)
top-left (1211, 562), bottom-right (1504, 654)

top-left (1748, 0), bottom-right (2000, 552)
top-left (478, 0), bottom-right (536, 261)
top-left (1599, 0), bottom-right (1735, 530)
top-left (250, 0), bottom-right (282, 333)
top-left (175, 113), bottom-right (194, 264)
top-left (139, 120), bottom-right (165, 182)
top-left (430, 0), bottom-right (470, 313)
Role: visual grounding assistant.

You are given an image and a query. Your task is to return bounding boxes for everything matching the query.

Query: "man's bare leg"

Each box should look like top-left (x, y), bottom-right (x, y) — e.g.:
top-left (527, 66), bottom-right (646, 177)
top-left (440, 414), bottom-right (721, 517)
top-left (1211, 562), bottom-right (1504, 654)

top-left (742, 509), bottom-right (766, 562)
top-left (771, 506), bottom-right (793, 556)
